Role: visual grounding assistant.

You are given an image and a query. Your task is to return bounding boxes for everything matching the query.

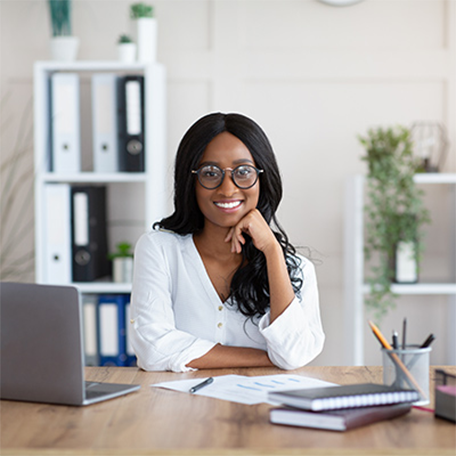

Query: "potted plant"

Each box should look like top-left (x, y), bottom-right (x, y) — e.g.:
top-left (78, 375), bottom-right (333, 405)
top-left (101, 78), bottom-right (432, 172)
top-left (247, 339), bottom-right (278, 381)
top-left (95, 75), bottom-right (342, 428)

top-left (358, 125), bottom-right (430, 321)
top-left (108, 242), bottom-right (134, 283)
top-left (47, 0), bottom-right (79, 61)
top-left (130, 2), bottom-right (157, 63)
top-left (117, 34), bottom-right (136, 63)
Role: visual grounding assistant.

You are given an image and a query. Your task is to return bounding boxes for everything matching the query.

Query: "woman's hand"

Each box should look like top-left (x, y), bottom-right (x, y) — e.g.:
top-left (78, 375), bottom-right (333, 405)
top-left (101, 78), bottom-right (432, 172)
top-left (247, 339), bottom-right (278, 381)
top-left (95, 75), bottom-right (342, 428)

top-left (224, 209), bottom-right (280, 255)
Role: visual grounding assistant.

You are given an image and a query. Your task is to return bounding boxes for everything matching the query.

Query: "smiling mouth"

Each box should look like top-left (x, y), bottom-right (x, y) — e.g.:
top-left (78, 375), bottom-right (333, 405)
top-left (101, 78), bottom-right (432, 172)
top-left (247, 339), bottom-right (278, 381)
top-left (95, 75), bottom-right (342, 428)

top-left (214, 201), bottom-right (242, 209)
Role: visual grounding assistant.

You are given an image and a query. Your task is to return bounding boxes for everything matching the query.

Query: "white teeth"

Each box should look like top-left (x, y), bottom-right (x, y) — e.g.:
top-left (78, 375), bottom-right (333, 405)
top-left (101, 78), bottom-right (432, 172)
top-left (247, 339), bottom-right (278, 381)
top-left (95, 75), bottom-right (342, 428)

top-left (215, 201), bottom-right (241, 209)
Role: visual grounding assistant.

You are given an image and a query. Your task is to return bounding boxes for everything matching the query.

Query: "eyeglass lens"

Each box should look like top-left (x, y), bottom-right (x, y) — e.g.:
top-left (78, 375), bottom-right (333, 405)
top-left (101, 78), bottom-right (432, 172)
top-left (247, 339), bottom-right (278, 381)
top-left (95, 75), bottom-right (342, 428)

top-left (197, 165), bottom-right (260, 189)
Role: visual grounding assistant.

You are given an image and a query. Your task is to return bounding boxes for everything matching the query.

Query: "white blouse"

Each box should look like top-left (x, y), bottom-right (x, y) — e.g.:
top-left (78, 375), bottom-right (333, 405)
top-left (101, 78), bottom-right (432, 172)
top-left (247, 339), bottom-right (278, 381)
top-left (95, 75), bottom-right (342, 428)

top-left (130, 230), bottom-right (325, 372)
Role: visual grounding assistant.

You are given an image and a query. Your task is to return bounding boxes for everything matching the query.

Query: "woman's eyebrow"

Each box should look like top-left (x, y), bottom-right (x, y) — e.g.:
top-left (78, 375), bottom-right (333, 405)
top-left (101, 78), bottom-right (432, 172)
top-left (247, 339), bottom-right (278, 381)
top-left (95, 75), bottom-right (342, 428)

top-left (199, 158), bottom-right (254, 167)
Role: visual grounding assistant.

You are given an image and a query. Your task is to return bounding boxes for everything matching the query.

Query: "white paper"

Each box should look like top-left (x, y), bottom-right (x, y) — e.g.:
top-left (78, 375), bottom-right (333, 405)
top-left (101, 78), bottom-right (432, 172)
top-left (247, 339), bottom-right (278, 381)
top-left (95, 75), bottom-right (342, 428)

top-left (152, 374), bottom-right (336, 405)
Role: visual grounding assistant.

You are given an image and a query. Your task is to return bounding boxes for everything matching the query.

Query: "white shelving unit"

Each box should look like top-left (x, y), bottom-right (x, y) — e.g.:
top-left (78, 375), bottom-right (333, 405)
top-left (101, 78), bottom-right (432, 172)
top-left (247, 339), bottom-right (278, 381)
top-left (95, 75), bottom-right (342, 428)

top-left (34, 61), bottom-right (167, 294)
top-left (344, 173), bottom-right (456, 365)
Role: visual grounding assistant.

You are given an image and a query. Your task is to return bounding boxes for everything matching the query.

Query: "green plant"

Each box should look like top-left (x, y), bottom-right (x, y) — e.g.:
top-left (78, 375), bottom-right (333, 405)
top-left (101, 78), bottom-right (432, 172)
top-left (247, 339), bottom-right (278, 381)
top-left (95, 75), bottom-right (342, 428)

top-left (358, 125), bottom-right (431, 321)
top-left (108, 242), bottom-right (133, 260)
top-left (48, 0), bottom-right (72, 37)
top-left (118, 34), bottom-right (133, 44)
top-left (130, 2), bottom-right (154, 19)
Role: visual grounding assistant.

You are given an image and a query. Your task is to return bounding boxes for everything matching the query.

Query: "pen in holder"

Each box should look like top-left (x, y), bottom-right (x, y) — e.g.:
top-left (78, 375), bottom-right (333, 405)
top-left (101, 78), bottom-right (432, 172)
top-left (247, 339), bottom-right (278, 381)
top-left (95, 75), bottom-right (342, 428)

top-left (382, 345), bottom-right (431, 405)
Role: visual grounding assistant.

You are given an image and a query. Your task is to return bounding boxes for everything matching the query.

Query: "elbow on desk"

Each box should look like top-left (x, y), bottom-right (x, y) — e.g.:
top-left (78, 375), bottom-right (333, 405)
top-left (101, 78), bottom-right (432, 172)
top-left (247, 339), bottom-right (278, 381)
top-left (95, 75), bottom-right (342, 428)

top-left (270, 332), bottom-right (325, 370)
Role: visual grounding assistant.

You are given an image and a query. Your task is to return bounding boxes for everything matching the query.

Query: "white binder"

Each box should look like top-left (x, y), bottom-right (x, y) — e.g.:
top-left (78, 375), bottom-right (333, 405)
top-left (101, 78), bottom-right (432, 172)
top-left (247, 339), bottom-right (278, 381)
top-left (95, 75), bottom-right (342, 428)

top-left (92, 74), bottom-right (119, 173)
top-left (51, 73), bottom-right (81, 173)
top-left (43, 184), bottom-right (72, 284)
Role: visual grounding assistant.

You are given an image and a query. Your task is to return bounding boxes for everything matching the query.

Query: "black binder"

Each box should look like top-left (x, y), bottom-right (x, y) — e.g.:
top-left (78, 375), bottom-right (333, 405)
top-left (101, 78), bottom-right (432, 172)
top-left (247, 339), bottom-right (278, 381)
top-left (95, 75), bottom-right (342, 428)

top-left (71, 186), bottom-right (110, 282)
top-left (117, 75), bottom-right (145, 172)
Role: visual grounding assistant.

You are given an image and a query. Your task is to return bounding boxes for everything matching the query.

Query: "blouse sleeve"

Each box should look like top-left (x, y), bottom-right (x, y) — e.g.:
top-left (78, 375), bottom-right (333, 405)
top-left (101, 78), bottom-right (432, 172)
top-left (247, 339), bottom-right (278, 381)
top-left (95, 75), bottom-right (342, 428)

top-left (258, 258), bottom-right (325, 370)
top-left (130, 233), bottom-right (216, 372)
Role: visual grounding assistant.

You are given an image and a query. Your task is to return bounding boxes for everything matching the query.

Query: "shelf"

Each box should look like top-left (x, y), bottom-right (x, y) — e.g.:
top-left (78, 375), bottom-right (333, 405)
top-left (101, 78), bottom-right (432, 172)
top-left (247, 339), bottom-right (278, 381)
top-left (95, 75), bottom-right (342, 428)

top-left (74, 282), bottom-right (132, 294)
top-left (35, 60), bottom-right (151, 72)
top-left (413, 173), bottom-right (456, 184)
top-left (41, 172), bottom-right (148, 184)
top-left (363, 283), bottom-right (456, 295)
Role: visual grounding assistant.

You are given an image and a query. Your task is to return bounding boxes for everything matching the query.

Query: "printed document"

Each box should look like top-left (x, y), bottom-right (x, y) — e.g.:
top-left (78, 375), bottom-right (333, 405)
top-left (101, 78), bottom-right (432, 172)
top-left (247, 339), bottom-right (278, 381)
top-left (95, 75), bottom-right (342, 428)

top-left (152, 374), bottom-right (336, 405)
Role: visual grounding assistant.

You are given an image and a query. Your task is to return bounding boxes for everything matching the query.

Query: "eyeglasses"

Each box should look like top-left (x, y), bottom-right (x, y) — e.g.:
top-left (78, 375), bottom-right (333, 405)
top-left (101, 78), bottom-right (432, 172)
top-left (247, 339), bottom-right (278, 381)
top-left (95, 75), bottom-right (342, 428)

top-left (192, 164), bottom-right (263, 190)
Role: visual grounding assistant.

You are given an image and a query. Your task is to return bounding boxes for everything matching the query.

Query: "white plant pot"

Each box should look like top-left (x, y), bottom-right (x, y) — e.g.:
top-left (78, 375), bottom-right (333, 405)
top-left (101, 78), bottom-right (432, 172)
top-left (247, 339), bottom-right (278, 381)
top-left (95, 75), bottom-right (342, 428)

top-left (118, 43), bottom-right (137, 63)
top-left (113, 257), bottom-right (133, 283)
top-left (136, 17), bottom-right (157, 63)
top-left (50, 36), bottom-right (80, 61)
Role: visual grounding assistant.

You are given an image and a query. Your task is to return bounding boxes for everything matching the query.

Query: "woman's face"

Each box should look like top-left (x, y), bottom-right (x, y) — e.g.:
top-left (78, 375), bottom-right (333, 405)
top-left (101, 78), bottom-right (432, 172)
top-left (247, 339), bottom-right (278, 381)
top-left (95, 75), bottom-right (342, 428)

top-left (194, 131), bottom-right (260, 231)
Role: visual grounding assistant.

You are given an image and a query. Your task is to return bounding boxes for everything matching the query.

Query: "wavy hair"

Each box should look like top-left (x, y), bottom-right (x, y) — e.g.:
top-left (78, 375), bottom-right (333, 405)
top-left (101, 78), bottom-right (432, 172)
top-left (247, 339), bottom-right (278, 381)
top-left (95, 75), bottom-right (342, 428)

top-left (155, 112), bottom-right (302, 318)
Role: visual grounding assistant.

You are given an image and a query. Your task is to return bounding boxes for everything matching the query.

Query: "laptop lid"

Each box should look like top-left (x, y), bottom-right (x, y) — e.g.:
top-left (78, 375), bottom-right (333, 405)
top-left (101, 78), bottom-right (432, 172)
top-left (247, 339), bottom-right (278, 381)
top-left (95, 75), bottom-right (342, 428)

top-left (1, 282), bottom-right (140, 406)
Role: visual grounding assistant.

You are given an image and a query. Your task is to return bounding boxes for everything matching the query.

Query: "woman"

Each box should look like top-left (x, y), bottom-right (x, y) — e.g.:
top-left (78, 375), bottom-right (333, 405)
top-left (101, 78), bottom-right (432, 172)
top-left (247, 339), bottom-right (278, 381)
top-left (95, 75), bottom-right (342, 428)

top-left (130, 112), bottom-right (324, 372)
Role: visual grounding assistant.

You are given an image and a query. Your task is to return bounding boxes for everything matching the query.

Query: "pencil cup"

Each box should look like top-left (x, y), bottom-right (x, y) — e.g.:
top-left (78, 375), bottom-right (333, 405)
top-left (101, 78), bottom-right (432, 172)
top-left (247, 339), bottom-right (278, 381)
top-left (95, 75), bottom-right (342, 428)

top-left (382, 345), bottom-right (431, 405)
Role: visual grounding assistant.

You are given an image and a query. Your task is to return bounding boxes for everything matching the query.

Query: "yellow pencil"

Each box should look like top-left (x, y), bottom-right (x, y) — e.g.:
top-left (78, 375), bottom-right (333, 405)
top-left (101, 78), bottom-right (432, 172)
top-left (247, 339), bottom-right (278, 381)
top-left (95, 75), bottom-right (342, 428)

top-left (368, 320), bottom-right (426, 398)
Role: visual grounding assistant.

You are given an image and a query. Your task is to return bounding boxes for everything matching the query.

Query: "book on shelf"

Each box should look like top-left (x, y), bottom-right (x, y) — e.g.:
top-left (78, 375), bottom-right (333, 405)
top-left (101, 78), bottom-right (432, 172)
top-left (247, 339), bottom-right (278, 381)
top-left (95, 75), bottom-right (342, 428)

top-left (269, 403), bottom-right (412, 432)
top-left (268, 383), bottom-right (420, 412)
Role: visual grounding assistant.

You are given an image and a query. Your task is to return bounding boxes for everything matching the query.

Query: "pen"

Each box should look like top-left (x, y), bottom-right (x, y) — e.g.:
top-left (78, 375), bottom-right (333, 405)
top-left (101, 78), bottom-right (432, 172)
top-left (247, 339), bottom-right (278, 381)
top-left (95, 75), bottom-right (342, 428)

top-left (189, 377), bottom-right (214, 394)
top-left (420, 333), bottom-right (435, 348)
top-left (402, 317), bottom-right (407, 349)
top-left (392, 331), bottom-right (399, 349)
top-left (368, 321), bottom-right (426, 398)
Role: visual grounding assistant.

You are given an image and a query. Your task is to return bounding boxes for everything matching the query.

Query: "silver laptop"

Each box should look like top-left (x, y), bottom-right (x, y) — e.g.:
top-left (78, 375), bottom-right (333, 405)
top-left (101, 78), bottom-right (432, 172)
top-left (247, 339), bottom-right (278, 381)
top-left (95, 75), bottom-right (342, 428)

top-left (0, 282), bottom-right (140, 406)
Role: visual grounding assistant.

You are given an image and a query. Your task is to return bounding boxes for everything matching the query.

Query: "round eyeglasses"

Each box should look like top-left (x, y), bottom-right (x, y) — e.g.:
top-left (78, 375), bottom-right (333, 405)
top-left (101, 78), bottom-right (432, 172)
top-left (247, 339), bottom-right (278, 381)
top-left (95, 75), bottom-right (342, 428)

top-left (192, 164), bottom-right (264, 190)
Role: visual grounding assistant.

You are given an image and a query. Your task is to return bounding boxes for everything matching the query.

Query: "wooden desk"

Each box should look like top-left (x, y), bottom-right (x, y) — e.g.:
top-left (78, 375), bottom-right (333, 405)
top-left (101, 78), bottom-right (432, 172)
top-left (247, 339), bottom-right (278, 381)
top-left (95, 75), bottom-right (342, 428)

top-left (1, 366), bottom-right (455, 456)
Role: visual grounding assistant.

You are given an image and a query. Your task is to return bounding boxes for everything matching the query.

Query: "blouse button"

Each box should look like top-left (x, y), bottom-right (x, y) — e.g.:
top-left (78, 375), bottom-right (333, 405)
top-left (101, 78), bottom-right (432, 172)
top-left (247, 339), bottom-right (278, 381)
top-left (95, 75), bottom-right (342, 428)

top-left (218, 306), bottom-right (223, 311)
top-left (217, 322), bottom-right (223, 328)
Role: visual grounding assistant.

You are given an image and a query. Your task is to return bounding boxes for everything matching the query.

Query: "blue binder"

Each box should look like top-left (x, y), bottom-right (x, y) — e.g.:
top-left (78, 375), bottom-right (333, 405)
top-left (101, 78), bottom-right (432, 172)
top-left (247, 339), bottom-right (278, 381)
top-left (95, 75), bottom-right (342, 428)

top-left (97, 295), bottom-right (127, 366)
top-left (122, 294), bottom-right (137, 366)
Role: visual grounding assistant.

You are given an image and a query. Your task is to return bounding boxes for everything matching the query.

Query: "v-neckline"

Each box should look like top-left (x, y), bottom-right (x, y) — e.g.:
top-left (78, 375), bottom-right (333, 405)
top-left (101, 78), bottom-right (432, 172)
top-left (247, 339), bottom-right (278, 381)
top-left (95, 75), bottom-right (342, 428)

top-left (189, 235), bottom-right (227, 305)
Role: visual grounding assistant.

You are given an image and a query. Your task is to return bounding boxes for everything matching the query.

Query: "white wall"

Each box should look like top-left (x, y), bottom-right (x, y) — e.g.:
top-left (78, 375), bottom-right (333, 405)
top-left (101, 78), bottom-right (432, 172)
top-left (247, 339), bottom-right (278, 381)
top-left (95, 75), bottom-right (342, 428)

top-left (1, 0), bottom-right (455, 366)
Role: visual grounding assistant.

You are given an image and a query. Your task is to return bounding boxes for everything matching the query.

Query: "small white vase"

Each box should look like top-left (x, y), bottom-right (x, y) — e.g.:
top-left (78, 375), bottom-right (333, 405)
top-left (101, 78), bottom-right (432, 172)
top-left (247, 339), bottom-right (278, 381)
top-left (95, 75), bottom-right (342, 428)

top-left (118, 43), bottom-right (137, 63)
top-left (136, 17), bottom-right (157, 63)
top-left (50, 36), bottom-right (80, 61)
top-left (113, 257), bottom-right (133, 283)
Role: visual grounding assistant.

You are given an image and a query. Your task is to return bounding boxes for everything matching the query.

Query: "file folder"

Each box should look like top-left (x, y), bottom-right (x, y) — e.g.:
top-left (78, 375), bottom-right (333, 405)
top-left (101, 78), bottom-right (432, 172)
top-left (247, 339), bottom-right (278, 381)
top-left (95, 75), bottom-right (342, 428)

top-left (92, 74), bottom-right (119, 173)
top-left (82, 294), bottom-right (99, 366)
top-left (43, 184), bottom-right (72, 284)
top-left (97, 295), bottom-right (127, 366)
top-left (71, 186), bottom-right (110, 282)
top-left (50, 73), bottom-right (81, 173)
top-left (117, 75), bottom-right (145, 172)
top-left (123, 295), bottom-right (137, 366)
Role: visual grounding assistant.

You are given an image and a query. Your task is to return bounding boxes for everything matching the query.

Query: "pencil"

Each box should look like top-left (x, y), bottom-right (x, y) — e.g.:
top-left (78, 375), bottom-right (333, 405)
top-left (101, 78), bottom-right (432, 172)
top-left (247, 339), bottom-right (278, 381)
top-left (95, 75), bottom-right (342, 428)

top-left (368, 320), bottom-right (426, 398)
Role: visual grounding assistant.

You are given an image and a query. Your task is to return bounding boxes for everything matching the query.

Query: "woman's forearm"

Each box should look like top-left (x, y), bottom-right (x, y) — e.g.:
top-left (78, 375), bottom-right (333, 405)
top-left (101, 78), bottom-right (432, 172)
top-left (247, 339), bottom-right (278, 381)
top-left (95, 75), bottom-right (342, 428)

top-left (186, 344), bottom-right (274, 369)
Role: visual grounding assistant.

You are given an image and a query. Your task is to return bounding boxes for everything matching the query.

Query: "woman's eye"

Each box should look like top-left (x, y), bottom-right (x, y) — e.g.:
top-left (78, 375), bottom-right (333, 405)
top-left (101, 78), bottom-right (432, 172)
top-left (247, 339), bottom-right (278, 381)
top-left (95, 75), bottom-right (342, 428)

top-left (202, 167), bottom-right (221, 178)
top-left (236, 166), bottom-right (253, 178)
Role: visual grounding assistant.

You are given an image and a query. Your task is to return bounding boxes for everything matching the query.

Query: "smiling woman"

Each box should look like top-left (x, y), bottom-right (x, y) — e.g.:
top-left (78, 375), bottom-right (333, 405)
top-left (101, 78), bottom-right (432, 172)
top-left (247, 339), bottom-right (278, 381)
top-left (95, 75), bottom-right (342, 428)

top-left (130, 112), bottom-right (325, 372)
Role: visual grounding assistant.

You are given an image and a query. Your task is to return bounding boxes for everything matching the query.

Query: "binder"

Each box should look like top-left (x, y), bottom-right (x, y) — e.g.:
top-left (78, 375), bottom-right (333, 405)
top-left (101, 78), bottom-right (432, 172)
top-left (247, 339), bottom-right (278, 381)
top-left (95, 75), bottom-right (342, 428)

top-left (117, 75), bottom-right (145, 172)
top-left (82, 294), bottom-right (99, 366)
top-left (43, 184), bottom-right (72, 284)
top-left (50, 73), bottom-right (81, 173)
top-left (71, 186), bottom-right (110, 282)
top-left (92, 74), bottom-right (119, 173)
top-left (123, 295), bottom-right (137, 366)
top-left (97, 295), bottom-right (127, 366)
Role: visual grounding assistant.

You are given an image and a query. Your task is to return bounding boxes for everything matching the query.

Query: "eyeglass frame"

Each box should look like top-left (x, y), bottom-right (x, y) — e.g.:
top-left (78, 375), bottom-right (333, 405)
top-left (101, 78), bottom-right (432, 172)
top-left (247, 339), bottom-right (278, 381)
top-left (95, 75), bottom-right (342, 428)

top-left (191, 164), bottom-right (264, 190)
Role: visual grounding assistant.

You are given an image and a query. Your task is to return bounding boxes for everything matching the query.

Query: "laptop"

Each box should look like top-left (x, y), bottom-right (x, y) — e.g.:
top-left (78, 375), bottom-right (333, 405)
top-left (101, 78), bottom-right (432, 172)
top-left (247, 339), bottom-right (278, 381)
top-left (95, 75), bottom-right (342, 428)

top-left (0, 282), bottom-right (140, 406)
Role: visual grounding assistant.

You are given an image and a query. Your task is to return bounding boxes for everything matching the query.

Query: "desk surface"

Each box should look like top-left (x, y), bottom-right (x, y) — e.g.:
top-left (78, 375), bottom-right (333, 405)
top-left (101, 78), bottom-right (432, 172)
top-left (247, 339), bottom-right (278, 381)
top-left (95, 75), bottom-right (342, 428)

top-left (1, 366), bottom-right (455, 456)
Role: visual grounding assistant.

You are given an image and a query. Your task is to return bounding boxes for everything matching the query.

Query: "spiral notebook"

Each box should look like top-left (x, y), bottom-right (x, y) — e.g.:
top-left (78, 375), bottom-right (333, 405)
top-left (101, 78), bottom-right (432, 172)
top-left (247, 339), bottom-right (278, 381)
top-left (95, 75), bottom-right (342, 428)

top-left (268, 383), bottom-right (419, 411)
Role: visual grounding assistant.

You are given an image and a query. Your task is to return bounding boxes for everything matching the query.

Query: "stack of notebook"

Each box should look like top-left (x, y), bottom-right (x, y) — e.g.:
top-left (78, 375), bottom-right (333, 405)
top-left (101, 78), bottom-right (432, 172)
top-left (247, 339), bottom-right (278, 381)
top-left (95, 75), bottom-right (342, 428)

top-left (268, 383), bottom-right (419, 432)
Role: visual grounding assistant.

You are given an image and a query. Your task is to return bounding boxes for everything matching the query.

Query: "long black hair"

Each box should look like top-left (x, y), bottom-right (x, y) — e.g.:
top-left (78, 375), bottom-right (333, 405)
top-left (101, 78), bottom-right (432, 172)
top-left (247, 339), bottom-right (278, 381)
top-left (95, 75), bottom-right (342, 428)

top-left (155, 112), bottom-right (302, 318)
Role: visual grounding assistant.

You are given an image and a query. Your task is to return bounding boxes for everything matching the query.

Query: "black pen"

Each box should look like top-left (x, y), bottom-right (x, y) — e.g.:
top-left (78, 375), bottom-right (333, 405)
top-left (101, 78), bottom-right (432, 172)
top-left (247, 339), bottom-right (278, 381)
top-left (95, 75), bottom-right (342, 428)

top-left (420, 333), bottom-right (435, 348)
top-left (402, 318), bottom-right (407, 349)
top-left (189, 377), bottom-right (214, 394)
top-left (392, 330), bottom-right (399, 349)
